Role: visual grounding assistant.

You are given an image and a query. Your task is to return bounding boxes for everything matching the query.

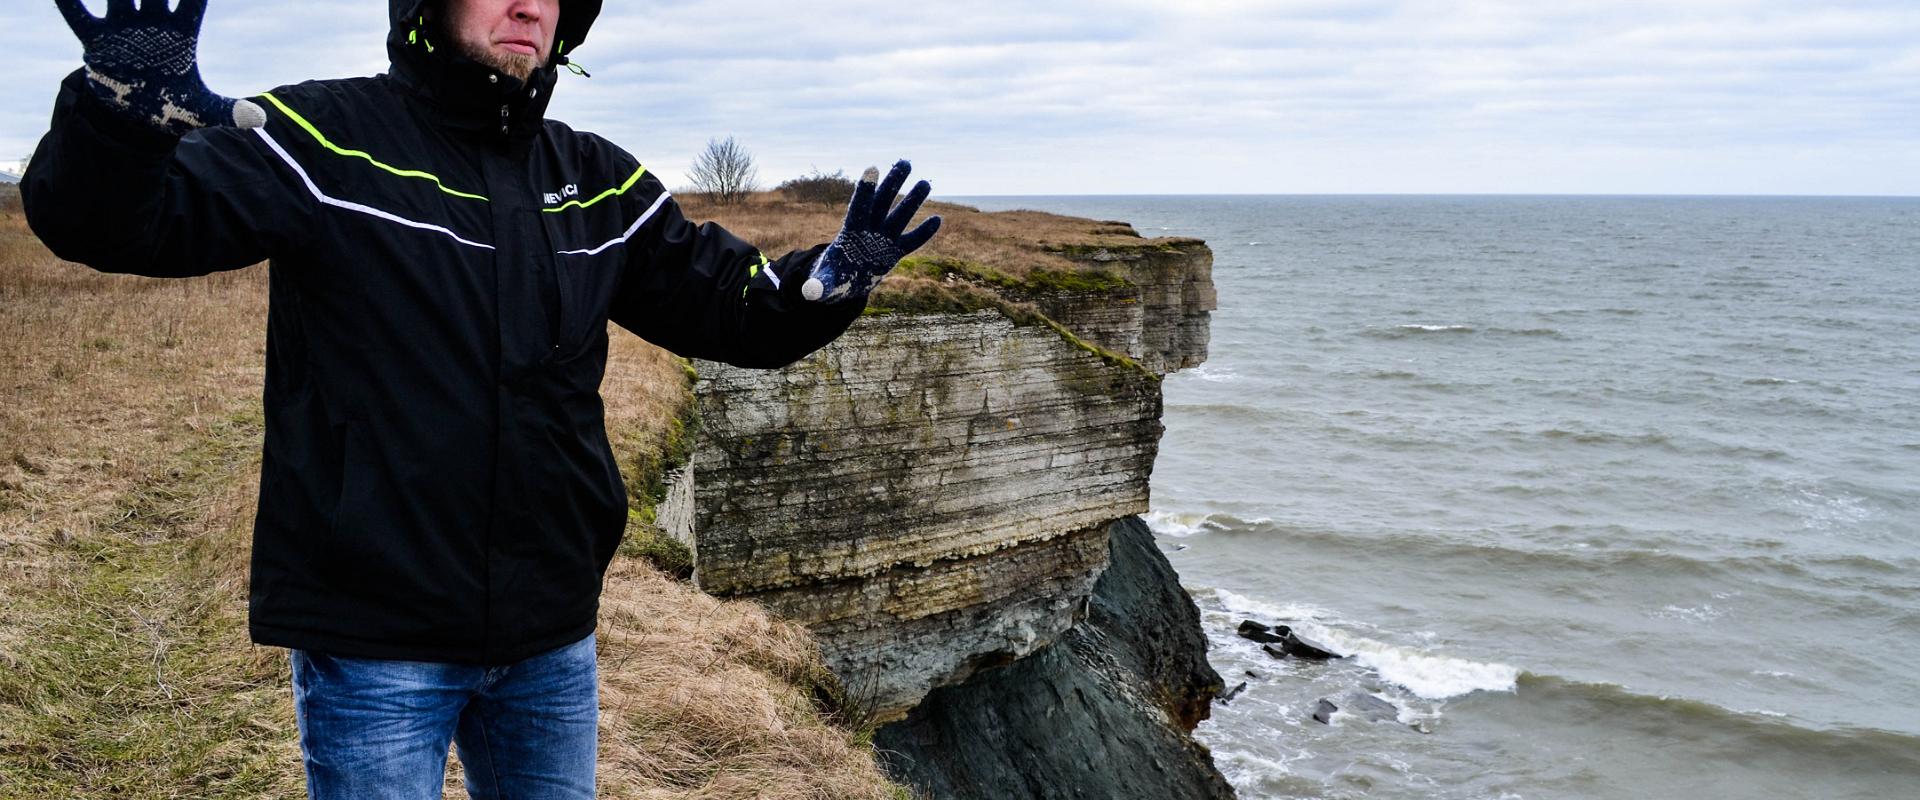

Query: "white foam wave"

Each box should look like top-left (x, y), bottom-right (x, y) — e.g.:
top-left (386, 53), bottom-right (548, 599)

top-left (1652, 604), bottom-right (1726, 623)
top-left (1789, 486), bottom-right (1874, 532)
top-left (1400, 324), bottom-right (1475, 333)
top-left (1145, 509), bottom-right (1227, 538)
top-left (1145, 509), bottom-right (1276, 539)
top-left (1314, 627), bottom-right (1522, 699)
top-left (1214, 588), bottom-right (1332, 623)
top-left (1214, 589), bottom-right (1519, 699)
top-left (1187, 364), bottom-right (1240, 383)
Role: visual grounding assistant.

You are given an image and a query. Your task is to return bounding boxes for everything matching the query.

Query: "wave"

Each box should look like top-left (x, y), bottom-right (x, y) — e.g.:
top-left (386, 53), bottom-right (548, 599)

top-left (1204, 588), bottom-right (1920, 771)
top-left (1538, 427), bottom-right (1673, 447)
top-left (1360, 324), bottom-right (1569, 341)
top-left (1536, 307), bottom-right (1643, 318)
top-left (1519, 426), bottom-right (1789, 460)
top-left (1190, 517), bottom-right (1920, 611)
top-left (1145, 509), bottom-right (1273, 539)
top-left (1161, 402), bottom-right (1270, 425)
top-left (1486, 327), bottom-right (1566, 338)
top-left (1364, 324), bottom-right (1476, 339)
top-left (1184, 364), bottom-right (1240, 383)
top-left (1516, 674), bottom-right (1920, 768)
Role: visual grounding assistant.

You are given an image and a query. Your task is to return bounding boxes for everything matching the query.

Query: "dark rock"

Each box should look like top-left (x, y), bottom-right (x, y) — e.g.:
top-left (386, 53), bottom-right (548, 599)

top-left (1244, 669), bottom-right (1262, 680)
top-left (1262, 643), bottom-right (1289, 660)
top-left (1311, 692), bottom-right (1398, 726)
top-left (1339, 691), bottom-right (1399, 723)
top-left (1282, 632), bottom-right (1342, 661)
top-left (874, 516), bottom-right (1236, 799)
top-left (1236, 620), bottom-right (1288, 644)
top-left (1220, 682), bottom-right (1248, 705)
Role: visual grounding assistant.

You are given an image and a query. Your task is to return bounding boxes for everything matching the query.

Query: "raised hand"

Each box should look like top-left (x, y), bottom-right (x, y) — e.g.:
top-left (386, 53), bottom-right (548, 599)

top-left (801, 160), bottom-right (943, 304)
top-left (53, 0), bottom-right (264, 135)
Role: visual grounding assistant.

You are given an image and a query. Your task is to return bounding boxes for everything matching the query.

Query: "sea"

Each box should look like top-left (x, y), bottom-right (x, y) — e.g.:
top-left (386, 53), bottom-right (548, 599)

top-left (952, 195), bottom-right (1920, 800)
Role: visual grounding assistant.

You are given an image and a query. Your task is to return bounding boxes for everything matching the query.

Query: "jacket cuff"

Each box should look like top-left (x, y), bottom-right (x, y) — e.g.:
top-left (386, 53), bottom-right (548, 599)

top-left (61, 68), bottom-right (182, 156)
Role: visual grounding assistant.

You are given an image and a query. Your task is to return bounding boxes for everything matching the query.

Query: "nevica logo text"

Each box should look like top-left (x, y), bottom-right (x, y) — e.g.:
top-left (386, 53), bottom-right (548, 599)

top-left (543, 184), bottom-right (580, 205)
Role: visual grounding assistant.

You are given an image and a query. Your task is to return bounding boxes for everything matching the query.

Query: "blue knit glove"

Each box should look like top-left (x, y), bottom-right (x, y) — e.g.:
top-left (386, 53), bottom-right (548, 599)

top-left (801, 161), bottom-right (943, 304)
top-left (54, 0), bottom-right (264, 135)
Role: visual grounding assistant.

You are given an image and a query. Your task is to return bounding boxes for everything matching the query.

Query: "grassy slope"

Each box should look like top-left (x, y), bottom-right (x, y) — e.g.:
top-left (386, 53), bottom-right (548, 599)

top-left (0, 184), bottom-right (903, 799)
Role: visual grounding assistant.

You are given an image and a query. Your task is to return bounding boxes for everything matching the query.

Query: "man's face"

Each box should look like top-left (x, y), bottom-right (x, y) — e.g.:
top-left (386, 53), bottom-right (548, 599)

top-left (444, 0), bottom-right (561, 82)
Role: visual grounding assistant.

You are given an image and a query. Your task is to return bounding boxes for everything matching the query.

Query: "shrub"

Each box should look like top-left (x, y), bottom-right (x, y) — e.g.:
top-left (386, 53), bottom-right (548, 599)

top-left (777, 168), bottom-right (856, 207)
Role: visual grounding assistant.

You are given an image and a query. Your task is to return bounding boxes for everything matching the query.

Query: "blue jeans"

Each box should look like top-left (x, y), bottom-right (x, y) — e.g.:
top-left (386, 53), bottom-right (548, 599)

top-left (289, 633), bottom-right (598, 799)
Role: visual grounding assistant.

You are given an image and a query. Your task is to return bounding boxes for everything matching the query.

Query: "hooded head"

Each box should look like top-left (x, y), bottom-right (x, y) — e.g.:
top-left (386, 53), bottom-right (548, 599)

top-left (388, 0), bottom-right (602, 82)
top-left (385, 0), bottom-right (603, 137)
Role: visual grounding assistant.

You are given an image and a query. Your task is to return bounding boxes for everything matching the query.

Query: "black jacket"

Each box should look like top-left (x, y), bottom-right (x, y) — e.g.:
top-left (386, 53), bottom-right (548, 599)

top-left (24, 0), bottom-right (858, 664)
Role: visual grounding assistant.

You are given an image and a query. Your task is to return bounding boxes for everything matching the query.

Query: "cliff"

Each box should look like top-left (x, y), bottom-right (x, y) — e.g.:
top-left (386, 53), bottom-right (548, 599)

top-left (691, 308), bottom-right (1161, 719)
top-left (674, 203), bottom-right (1230, 798)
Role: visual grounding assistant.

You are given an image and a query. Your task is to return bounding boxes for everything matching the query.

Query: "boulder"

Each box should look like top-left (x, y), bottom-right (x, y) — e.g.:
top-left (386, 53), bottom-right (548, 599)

top-left (1282, 631), bottom-right (1342, 661)
top-left (1219, 682), bottom-right (1248, 705)
top-left (1236, 620), bottom-right (1288, 644)
top-left (1311, 692), bottom-right (1399, 726)
top-left (1339, 691), bottom-right (1400, 723)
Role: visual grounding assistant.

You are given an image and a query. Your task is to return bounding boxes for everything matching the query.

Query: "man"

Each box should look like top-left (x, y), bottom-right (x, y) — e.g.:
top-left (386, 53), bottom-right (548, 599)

top-left (24, 0), bottom-right (940, 797)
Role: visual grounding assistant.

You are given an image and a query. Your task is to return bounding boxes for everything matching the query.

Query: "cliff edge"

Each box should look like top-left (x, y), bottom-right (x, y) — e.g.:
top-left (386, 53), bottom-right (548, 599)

top-left (674, 201), bottom-right (1230, 799)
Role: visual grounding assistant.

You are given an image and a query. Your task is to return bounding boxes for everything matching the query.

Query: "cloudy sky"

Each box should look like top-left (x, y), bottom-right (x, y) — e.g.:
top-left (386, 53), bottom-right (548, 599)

top-left (4, 0), bottom-right (1916, 195)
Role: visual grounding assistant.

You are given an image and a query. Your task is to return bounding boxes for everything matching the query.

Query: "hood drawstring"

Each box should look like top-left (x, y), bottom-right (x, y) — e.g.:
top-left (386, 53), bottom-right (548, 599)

top-left (555, 41), bottom-right (591, 78)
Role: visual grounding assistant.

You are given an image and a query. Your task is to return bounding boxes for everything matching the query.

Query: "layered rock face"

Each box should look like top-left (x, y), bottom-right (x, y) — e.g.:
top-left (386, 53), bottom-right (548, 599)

top-left (683, 217), bottom-right (1228, 795)
top-left (1031, 239), bottom-right (1216, 375)
top-left (691, 311), bottom-right (1162, 720)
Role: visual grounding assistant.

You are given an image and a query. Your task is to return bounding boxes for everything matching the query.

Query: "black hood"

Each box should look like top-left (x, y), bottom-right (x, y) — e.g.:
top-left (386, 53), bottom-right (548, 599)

top-left (388, 0), bottom-right (603, 63)
top-left (384, 0), bottom-right (604, 141)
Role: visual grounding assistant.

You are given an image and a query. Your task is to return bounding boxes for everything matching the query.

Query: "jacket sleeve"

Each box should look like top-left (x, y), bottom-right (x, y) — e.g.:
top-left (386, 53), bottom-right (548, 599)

top-left (608, 177), bottom-right (865, 370)
top-left (22, 69), bottom-right (316, 278)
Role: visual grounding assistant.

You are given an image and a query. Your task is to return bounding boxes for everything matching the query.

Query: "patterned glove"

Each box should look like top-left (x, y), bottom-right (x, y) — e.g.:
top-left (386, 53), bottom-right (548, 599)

top-left (53, 0), bottom-right (264, 135)
top-left (801, 160), bottom-right (943, 304)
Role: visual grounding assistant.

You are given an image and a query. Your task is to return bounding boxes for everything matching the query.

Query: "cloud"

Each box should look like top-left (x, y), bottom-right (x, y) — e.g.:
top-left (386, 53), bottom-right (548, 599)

top-left (3, 0), bottom-right (1915, 194)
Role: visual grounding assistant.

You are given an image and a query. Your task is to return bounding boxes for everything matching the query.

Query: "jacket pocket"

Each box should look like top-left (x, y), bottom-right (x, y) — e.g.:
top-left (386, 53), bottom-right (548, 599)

top-left (326, 422), bottom-right (379, 563)
top-left (551, 252), bottom-right (620, 364)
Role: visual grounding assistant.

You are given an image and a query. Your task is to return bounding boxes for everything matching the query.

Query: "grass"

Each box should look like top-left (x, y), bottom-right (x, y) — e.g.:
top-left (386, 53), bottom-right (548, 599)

top-left (677, 190), bottom-right (1178, 289)
top-left (0, 183), bottom-right (908, 798)
top-left (683, 191), bottom-right (1161, 382)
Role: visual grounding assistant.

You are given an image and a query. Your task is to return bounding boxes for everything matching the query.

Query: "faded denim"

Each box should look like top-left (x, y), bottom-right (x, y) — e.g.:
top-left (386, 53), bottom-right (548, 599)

top-left (290, 632), bottom-right (597, 799)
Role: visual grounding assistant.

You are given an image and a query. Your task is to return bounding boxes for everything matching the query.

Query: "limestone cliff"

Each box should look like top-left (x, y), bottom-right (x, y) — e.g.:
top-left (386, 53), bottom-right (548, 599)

top-left (1014, 238), bottom-right (1216, 375)
top-left (675, 213), bottom-right (1229, 797)
top-left (690, 310), bottom-right (1161, 718)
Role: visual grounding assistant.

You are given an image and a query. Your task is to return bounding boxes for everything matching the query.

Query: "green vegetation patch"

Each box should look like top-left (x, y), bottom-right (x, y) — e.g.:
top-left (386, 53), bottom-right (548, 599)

top-left (864, 258), bottom-right (1157, 385)
top-left (1042, 237), bottom-right (1206, 259)
top-left (617, 360), bottom-right (699, 579)
top-left (896, 255), bottom-right (1133, 297)
top-left (0, 408), bottom-right (304, 799)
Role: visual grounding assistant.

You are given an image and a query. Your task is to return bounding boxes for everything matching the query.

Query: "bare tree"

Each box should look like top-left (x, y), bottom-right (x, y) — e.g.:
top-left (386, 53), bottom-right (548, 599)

top-left (687, 136), bottom-right (759, 206)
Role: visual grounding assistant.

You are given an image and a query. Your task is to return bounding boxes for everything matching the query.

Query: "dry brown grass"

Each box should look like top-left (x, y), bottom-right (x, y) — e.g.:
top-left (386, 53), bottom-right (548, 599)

top-left (596, 562), bottom-right (902, 800)
top-left (679, 190), bottom-right (1162, 281)
top-left (0, 185), bottom-right (904, 798)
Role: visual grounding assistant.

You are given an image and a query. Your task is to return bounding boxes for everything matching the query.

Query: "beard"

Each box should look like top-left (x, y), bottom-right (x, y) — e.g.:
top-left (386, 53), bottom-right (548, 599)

top-left (457, 39), bottom-right (544, 82)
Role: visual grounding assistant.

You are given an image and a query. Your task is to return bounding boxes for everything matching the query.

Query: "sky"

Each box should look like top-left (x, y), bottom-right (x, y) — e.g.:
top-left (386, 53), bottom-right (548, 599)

top-left (3, 0), bottom-right (1917, 195)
